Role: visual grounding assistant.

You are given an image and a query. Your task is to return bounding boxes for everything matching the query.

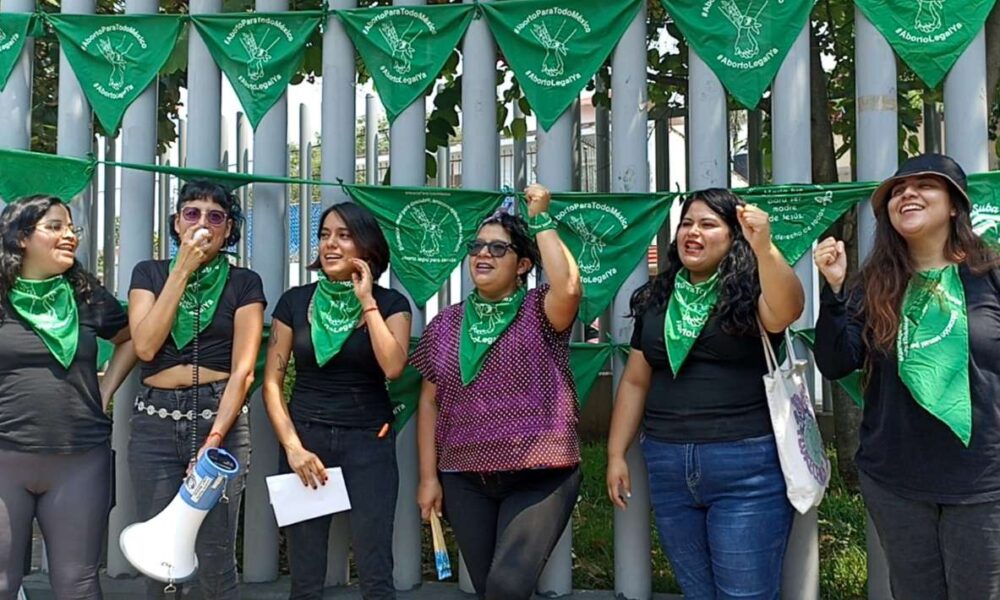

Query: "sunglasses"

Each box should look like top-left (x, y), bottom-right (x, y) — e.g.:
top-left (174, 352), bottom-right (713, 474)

top-left (180, 206), bottom-right (229, 227)
top-left (467, 240), bottom-right (515, 258)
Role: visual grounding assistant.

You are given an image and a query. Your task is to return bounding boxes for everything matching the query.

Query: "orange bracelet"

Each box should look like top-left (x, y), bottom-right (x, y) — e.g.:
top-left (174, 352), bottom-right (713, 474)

top-left (206, 431), bottom-right (223, 446)
top-left (363, 306), bottom-right (379, 315)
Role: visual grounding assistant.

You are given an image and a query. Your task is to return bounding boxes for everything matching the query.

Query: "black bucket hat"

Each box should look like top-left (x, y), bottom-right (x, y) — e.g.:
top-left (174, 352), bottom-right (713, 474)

top-left (870, 153), bottom-right (971, 216)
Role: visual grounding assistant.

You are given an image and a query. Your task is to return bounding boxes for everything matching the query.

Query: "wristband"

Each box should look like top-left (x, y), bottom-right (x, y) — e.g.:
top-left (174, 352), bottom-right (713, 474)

top-left (206, 431), bottom-right (223, 446)
top-left (363, 306), bottom-right (379, 315)
top-left (527, 211), bottom-right (556, 237)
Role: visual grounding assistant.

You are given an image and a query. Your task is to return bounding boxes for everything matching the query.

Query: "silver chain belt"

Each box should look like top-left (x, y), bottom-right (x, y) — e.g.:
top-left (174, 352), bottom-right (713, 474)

top-left (134, 397), bottom-right (249, 421)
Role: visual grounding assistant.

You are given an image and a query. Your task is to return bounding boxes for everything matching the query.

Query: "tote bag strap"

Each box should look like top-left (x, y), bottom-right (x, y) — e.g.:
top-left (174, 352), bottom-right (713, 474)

top-left (757, 317), bottom-right (781, 376)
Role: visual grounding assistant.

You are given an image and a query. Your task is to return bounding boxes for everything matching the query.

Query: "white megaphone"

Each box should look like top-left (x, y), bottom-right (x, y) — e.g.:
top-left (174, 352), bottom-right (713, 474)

top-left (119, 448), bottom-right (239, 584)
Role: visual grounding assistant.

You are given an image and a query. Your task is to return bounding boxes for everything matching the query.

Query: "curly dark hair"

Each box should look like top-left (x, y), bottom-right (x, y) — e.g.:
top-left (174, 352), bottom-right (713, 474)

top-left (169, 180), bottom-right (244, 248)
top-left (0, 195), bottom-right (100, 325)
top-left (476, 211), bottom-right (541, 284)
top-left (629, 188), bottom-right (761, 336)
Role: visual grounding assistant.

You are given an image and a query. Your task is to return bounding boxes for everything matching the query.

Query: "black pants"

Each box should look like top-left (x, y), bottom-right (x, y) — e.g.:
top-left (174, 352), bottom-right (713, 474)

top-left (861, 471), bottom-right (1000, 600)
top-left (0, 443), bottom-right (111, 600)
top-left (280, 420), bottom-right (398, 600)
top-left (439, 466), bottom-right (581, 600)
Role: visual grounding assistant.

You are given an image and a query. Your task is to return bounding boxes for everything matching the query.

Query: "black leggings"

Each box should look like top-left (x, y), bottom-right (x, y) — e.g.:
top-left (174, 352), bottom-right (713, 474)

top-left (0, 444), bottom-right (112, 600)
top-left (440, 466), bottom-right (581, 600)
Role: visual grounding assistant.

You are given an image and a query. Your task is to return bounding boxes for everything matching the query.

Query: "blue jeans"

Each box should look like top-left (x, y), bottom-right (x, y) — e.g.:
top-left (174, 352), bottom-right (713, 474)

top-left (642, 433), bottom-right (793, 600)
top-left (129, 381), bottom-right (250, 600)
top-left (280, 419), bottom-right (398, 600)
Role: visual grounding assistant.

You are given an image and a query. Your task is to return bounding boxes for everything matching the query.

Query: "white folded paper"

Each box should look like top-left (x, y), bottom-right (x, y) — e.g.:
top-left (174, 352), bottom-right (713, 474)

top-left (265, 468), bottom-right (352, 527)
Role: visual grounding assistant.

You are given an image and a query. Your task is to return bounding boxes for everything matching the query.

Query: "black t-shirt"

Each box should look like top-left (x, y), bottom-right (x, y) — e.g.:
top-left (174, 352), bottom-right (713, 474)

top-left (631, 305), bottom-right (777, 443)
top-left (815, 266), bottom-right (1000, 504)
top-left (0, 284), bottom-right (127, 453)
top-left (272, 283), bottom-right (411, 427)
top-left (129, 259), bottom-right (266, 380)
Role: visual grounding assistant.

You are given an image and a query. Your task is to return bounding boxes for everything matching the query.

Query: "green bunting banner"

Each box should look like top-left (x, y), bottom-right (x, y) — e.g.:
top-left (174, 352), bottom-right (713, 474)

top-left (660, 0), bottom-right (813, 109)
top-left (533, 193), bottom-right (670, 324)
top-left (481, 0), bottom-right (642, 131)
top-left (337, 4), bottom-right (475, 123)
top-left (0, 13), bottom-right (33, 92)
top-left (0, 148), bottom-right (95, 203)
top-left (192, 12), bottom-right (322, 130)
top-left (967, 174), bottom-right (1000, 247)
top-left (569, 342), bottom-right (611, 407)
top-left (855, 0), bottom-right (996, 88)
top-left (742, 184), bottom-right (874, 264)
top-left (344, 185), bottom-right (507, 306)
top-left (387, 338), bottom-right (422, 432)
top-left (47, 14), bottom-right (184, 134)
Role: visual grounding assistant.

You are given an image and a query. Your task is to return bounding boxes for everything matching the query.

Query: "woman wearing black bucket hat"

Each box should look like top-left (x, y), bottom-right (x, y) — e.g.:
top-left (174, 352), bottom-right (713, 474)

top-left (813, 153), bottom-right (1000, 599)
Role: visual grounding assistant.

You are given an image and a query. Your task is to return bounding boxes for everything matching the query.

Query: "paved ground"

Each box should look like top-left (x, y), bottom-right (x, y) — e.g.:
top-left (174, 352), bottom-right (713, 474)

top-left (20, 572), bottom-right (683, 599)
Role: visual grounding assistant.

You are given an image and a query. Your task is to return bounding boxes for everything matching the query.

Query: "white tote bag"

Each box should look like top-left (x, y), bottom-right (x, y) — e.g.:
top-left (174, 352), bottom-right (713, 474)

top-left (759, 323), bottom-right (830, 513)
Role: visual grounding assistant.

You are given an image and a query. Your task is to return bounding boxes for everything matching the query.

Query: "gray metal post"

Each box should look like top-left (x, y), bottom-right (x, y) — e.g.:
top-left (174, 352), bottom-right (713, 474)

top-left (188, 0), bottom-right (222, 169)
top-left (772, 26), bottom-right (820, 600)
top-left (158, 156), bottom-right (170, 260)
top-left (611, 6), bottom-right (652, 600)
top-left (944, 31), bottom-right (989, 173)
top-left (102, 139), bottom-right (117, 292)
top-left (236, 113), bottom-right (249, 266)
top-left (595, 79), bottom-right (610, 194)
top-left (178, 118), bottom-right (188, 167)
top-left (388, 3), bottom-right (425, 591)
top-left (242, 0), bottom-right (287, 583)
top-left (366, 94), bottom-right (379, 185)
top-left (688, 53), bottom-right (728, 189)
top-left (57, 0), bottom-right (96, 271)
top-left (104, 0), bottom-right (159, 577)
top-left (320, 0), bottom-right (356, 207)
top-left (299, 103), bottom-right (312, 284)
top-left (90, 137), bottom-right (101, 272)
top-left (436, 131), bottom-right (451, 307)
top-left (461, 0), bottom-right (499, 298)
top-left (512, 102), bottom-right (528, 191)
top-left (855, 9), bottom-right (897, 600)
top-left (534, 109), bottom-right (574, 597)
top-left (0, 0), bottom-right (35, 154)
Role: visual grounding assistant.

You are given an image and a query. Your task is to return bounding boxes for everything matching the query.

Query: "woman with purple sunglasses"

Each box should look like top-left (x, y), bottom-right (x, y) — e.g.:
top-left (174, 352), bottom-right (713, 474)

top-left (126, 180), bottom-right (265, 599)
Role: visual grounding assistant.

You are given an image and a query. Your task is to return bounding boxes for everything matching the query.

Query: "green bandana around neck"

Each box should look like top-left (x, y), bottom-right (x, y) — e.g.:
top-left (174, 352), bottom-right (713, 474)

top-left (459, 286), bottom-right (527, 385)
top-left (169, 254), bottom-right (230, 350)
top-left (664, 269), bottom-right (721, 376)
top-left (897, 264), bottom-right (972, 445)
top-left (310, 278), bottom-right (362, 367)
top-left (9, 276), bottom-right (79, 369)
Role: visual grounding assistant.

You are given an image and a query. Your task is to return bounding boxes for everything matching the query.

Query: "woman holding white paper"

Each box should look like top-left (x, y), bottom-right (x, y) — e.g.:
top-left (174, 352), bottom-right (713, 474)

top-left (263, 202), bottom-right (411, 600)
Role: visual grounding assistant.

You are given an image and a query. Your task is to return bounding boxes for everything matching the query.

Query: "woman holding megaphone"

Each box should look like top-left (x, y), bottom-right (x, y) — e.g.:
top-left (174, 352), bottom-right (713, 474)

top-left (814, 154), bottom-right (1000, 599)
top-left (127, 180), bottom-right (265, 599)
top-left (0, 196), bottom-right (134, 599)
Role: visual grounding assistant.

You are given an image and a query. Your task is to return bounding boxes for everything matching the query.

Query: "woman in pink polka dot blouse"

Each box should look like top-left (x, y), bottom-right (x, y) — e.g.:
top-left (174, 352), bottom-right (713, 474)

top-left (412, 183), bottom-right (582, 600)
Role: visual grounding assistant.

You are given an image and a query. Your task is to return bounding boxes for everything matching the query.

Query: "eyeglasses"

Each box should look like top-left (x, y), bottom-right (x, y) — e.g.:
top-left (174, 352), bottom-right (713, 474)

top-left (34, 220), bottom-right (84, 239)
top-left (467, 240), bottom-right (515, 258)
top-left (180, 206), bottom-right (229, 227)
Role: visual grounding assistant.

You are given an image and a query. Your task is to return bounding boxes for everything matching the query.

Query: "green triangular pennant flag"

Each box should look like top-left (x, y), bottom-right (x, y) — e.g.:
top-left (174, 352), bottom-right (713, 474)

top-left (740, 183), bottom-right (871, 264)
top-left (192, 12), bottom-right (322, 130)
top-left (481, 0), bottom-right (642, 131)
top-left (661, 0), bottom-right (813, 109)
top-left (0, 148), bottom-right (96, 202)
top-left (569, 342), bottom-right (611, 408)
top-left (344, 185), bottom-right (507, 306)
top-left (0, 13), bottom-right (32, 92)
top-left (47, 14), bottom-right (185, 134)
top-left (526, 193), bottom-right (669, 323)
top-left (387, 338), bottom-right (422, 432)
top-left (855, 0), bottom-right (996, 88)
top-left (337, 4), bottom-right (475, 123)
top-left (968, 171), bottom-right (1000, 248)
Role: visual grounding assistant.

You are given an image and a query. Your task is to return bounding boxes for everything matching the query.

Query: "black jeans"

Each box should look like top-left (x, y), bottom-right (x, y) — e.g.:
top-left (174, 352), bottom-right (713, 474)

top-left (129, 381), bottom-right (250, 600)
top-left (439, 466), bottom-right (581, 600)
top-left (280, 419), bottom-right (398, 600)
top-left (861, 470), bottom-right (1000, 600)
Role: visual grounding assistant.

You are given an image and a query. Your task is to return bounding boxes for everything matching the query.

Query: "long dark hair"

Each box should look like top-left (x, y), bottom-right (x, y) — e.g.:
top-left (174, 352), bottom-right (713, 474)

top-left (860, 181), bottom-right (1000, 357)
top-left (307, 202), bottom-right (390, 279)
top-left (169, 180), bottom-right (244, 248)
top-left (0, 195), bottom-right (100, 324)
top-left (629, 188), bottom-right (760, 336)
top-left (477, 211), bottom-right (540, 285)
